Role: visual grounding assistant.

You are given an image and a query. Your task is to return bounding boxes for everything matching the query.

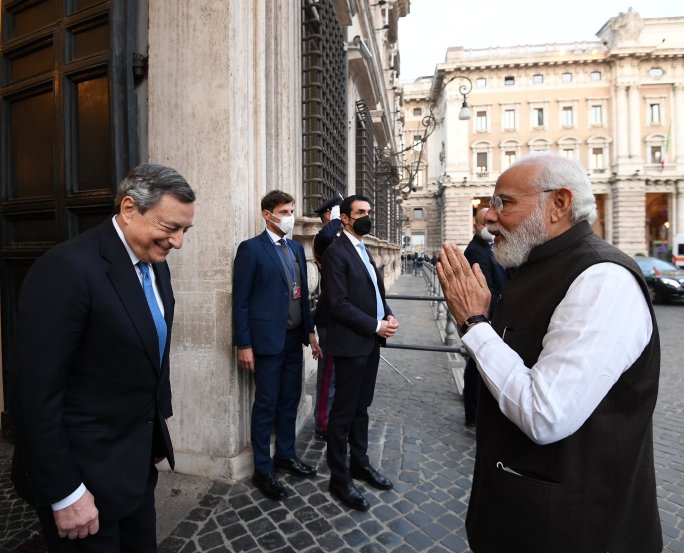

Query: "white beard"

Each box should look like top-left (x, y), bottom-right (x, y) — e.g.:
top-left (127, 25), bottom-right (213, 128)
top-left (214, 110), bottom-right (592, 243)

top-left (491, 204), bottom-right (549, 268)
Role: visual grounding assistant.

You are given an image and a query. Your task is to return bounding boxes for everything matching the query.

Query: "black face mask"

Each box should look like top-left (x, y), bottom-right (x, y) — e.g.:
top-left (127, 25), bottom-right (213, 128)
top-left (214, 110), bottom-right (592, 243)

top-left (351, 215), bottom-right (373, 236)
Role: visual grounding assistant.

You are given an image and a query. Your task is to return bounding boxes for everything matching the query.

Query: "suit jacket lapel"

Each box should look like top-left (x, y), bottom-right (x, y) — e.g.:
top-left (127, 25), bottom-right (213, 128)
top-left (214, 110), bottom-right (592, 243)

top-left (99, 221), bottom-right (162, 372)
top-left (259, 231), bottom-right (289, 287)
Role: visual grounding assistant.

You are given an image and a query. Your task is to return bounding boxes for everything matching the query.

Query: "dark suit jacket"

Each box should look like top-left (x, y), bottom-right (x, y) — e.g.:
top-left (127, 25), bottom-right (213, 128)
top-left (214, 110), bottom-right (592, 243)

top-left (321, 233), bottom-right (392, 357)
top-left (11, 219), bottom-right (175, 519)
top-left (463, 234), bottom-right (507, 316)
top-left (313, 218), bottom-right (342, 327)
top-left (232, 231), bottom-right (314, 355)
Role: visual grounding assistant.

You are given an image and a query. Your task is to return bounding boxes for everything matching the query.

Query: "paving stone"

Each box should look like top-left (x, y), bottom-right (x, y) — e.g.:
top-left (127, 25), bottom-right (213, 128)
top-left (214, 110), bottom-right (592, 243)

top-left (342, 528), bottom-right (370, 547)
top-left (197, 531), bottom-right (225, 549)
top-left (221, 522), bottom-right (248, 540)
top-left (172, 521), bottom-right (199, 538)
top-left (286, 530), bottom-right (315, 549)
top-left (229, 533), bottom-right (257, 552)
top-left (252, 512), bottom-right (280, 534)
top-left (158, 536), bottom-right (186, 553)
top-left (255, 531), bottom-right (287, 550)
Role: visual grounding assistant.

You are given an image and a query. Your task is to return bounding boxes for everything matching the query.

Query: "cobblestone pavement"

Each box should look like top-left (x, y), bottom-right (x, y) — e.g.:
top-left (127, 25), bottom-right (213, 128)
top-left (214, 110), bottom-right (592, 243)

top-left (1, 272), bottom-right (683, 552)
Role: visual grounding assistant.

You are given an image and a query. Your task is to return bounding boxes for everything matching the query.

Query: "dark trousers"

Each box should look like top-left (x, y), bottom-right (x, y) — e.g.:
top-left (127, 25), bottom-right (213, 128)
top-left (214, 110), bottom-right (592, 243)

top-left (37, 467), bottom-right (158, 553)
top-left (327, 340), bottom-right (380, 484)
top-left (314, 326), bottom-right (335, 433)
top-left (463, 357), bottom-right (480, 425)
top-left (252, 328), bottom-right (303, 474)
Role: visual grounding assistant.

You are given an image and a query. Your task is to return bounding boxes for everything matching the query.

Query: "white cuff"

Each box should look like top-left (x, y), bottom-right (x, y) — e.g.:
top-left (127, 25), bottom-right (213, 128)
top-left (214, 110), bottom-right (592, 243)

top-left (375, 321), bottom-right (382, 333)
top-left (52, 483), bottom-right (86, 511)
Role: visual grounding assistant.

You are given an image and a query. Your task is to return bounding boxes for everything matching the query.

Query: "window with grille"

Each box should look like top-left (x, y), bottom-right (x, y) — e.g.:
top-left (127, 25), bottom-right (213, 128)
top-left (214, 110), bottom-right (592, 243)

top-left (302, 0), bottom-right (347, 215)
top-left (355, 101), bottom-right (375, 203)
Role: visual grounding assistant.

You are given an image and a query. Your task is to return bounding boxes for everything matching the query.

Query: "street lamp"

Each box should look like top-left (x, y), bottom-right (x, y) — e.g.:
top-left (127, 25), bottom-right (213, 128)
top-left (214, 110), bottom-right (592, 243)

top-left (441, 75), bottom-right (473, 121)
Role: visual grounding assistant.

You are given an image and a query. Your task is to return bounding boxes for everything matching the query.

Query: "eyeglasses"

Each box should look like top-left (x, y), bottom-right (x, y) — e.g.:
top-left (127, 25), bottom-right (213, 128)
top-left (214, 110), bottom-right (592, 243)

top-left (488, 189), bottom-right (555, 214)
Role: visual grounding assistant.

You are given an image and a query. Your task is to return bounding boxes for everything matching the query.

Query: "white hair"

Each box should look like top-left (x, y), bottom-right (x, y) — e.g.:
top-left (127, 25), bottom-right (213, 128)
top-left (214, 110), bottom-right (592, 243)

top-left (507, 152), bottom-right (597, 224)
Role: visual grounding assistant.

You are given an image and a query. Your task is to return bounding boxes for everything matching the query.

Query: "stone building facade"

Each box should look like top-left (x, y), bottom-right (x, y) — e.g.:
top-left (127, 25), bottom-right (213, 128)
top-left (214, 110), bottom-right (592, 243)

top-left (0, 0), bottom-right (407, 480)
top-left (399, 9), bottom-right (684, 257)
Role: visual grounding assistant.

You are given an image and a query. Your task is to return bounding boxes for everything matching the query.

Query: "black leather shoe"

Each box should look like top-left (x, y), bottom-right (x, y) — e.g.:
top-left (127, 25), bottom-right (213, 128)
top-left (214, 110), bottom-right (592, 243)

top-left (350, 465), bottom-right (393, 490)
top-left (252, 472), bottom-right (287, 500)
top-left (329, 480), bottom-right (370, 512)
top-left (274, 457), bottom-right (317, 478)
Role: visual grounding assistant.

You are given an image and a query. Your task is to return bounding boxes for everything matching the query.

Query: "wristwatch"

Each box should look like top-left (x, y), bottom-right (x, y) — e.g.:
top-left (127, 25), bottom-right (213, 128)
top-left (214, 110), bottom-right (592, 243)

top-left (460, 315), bottom-right (489, 335)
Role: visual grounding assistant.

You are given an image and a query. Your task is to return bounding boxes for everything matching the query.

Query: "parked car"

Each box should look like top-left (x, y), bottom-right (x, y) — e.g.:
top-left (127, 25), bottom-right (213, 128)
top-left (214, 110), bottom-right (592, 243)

top-left (633, 256), bottom-right (684, 304)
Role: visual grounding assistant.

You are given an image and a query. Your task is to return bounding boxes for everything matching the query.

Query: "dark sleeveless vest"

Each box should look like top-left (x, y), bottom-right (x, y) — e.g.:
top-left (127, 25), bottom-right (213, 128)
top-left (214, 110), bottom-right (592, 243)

top-left (466, 221), bottom-right (662, 553)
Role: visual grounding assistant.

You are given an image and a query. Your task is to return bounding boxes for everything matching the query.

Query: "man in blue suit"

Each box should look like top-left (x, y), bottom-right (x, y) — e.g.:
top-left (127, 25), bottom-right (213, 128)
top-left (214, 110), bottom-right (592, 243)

top-left (11, 164), bottom-right (195, 551)
top-left (232, 190), bottom-right (322, 500)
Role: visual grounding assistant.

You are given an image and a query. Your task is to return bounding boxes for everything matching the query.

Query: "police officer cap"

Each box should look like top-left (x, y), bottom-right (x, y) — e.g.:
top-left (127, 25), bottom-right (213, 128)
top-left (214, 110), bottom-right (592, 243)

top-left (314, 192), bottom-right (344, 216)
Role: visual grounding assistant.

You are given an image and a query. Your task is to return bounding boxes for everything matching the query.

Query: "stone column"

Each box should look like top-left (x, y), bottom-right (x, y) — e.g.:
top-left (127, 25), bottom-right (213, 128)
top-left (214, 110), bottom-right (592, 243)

top-left (147, 1), bottom-right (303, 480)
top-left (614, 85), bottom-right (629, 163)
top-left (611, 181), bottom-right (647, 255)
top-left (627, 85), bottom-right (642, 161)
top-left (677, 180), bottom-right (684, 236)
top-left (441, 185), bottom-right (473, 247)
top-left (674, 84), bottom-right (684, 168)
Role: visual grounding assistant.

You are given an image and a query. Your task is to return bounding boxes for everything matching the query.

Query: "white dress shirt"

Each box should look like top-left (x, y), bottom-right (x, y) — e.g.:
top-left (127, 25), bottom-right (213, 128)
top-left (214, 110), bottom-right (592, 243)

top-left (462, 262), bottom-right (652, 445)
top-left (343, 230), bottom-right (383, 333)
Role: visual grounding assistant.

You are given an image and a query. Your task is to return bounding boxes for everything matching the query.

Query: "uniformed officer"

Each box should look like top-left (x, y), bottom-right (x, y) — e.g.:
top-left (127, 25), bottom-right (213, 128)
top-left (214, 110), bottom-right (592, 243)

top-left (312, 192), bottom-right (344, 439)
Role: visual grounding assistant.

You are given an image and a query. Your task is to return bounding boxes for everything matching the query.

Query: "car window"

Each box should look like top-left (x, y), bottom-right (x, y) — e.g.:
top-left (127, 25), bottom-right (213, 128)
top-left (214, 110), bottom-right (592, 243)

top-left (635, 258), bottom-right (678, 272)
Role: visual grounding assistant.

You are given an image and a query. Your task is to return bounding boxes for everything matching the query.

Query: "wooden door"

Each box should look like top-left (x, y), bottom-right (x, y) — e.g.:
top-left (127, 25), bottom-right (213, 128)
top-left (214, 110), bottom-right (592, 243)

top-left (0, 0), bottom-right (139, 435)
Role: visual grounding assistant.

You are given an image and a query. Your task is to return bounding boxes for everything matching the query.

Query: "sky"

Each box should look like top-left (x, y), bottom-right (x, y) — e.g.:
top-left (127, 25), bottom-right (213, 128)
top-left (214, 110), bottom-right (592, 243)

top-left (398, 1), bottom-right (684, 82)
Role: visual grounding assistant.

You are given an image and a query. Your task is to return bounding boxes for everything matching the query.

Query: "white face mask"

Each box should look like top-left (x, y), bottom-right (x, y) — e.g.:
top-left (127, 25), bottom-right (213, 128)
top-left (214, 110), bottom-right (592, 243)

top-left (273, 214), bottom-right (295, 235)
top-left (480, 227), bottom-right (495, 242)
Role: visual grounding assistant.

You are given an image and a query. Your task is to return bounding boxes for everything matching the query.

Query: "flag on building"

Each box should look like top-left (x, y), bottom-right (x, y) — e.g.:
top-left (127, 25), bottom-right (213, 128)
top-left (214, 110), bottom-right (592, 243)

top-left (661, 122), bottom-right (672, 172)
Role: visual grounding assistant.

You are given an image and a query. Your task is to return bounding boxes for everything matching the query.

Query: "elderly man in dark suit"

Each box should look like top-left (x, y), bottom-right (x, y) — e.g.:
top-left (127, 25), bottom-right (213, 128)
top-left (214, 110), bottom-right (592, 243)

top-left (11, 164), bottom-right (195, 551)
top-left (320, 194), bottom-right (399, 512)
top-left (462, 207), bottom-right (506, 427)
top-left (232, 190), bottom-right (322, 501)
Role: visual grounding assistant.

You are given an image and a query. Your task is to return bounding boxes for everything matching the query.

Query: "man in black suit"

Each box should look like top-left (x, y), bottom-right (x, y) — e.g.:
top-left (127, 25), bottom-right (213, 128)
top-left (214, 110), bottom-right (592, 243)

top-left (462, 208), bottom-right (506, 427)
top-left (320, 194), bottom-right (399, 511)
top-left (11, 164), bottom-right (195, 551)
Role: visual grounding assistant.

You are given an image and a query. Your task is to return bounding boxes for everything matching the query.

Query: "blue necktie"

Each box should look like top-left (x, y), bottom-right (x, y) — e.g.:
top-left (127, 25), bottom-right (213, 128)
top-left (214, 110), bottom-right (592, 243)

top-left (138, 262), bottom-right (167, 363)
top-left (357, 243), bottom-right (385, 321)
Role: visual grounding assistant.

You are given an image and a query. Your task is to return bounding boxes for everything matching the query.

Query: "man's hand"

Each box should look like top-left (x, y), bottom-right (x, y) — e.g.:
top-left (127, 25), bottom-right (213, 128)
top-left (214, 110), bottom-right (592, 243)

top-left (54, 489), bottom-right (99, 540)
top-left (378, 315), bottom-right (399, 338)
top-left (237, 347), bottom-right (255, 373)
top-left (436, 243), bottom-right (491, 326)
top-left (309, 333), bottom-right (323, 360)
